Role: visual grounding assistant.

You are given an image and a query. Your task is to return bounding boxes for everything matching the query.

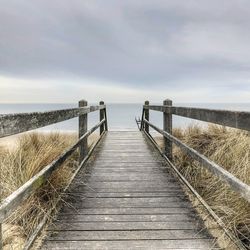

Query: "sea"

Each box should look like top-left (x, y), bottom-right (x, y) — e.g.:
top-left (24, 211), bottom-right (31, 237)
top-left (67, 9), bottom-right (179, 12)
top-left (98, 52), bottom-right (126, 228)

top-left (0, 103), bottom-right (250, 133)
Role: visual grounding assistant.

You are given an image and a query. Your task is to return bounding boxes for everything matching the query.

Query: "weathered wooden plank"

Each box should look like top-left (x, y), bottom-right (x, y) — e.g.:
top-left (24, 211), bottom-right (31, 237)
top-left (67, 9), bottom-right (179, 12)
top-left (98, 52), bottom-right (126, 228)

top-left (49, 221), bottom-right (201, 231)
top-left (102, 136), bottom-right (144, 138)
top-left (55, 213), bottom-right (196, 222)
top-left (103, 143), bottom-right (145, 147)
top-left (94, 156), bottom-right (161, 161)
top-left (75, 174), bottom-right (175, 182)
top-left (84, 168), bottom-right (170, 173)
top-left (59, 207), bottom-right (195, 215)
top-left (90, 162), bottom-right (166, 167)
top-left (69, 186), bottom-right (184, 194)
top-left (42, 239), bottom-right (218, 250)
top-left (47, 229), bottom-right (210, 241)
top-left (70, 181), bottom-right (181, 190)
top-left (95, 150), bottom-right (151, 153)
top-left (144, 119), bottom-right (250, 202)
top-left (95, 151), bottom-right (158, 154)
top-left (75, 172), bottom-right (174, 180)
top-left (64, 202), bottom-right (192, 209)
top-left (64, 191), bottom-right (185, 198)
top-left (0, 105), bottom-right (105, 138)
top-left (92, 160), bottom-right (165, 163)
top-left (145, 104), bottom-right (250, 131)
top-left (65, 196), bottom-right (188, 204)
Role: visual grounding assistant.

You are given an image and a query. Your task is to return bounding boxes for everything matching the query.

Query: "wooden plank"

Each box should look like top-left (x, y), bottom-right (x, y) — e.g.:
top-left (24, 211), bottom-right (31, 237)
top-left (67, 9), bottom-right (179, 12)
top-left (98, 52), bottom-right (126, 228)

top-left (55, 214), bottom-right (197, 222)
top-left (95, 150), bottom-right (151, 153)
top-left (63, 203), bottom-right (192, 209)
top-left (63, 192), bottom-right (185, 198)
top-left (95, 152), bottom-right (159, 155)
top-left (69, 186), bottom-right (184, 194)
top-left (0, 105), bottom-right (105, 138)
top-left (42, 239), bottom-right (218, 250)
top-left (65, 196), bottom-right (188, 204)
top-left (49, 221), bottom-right (201, 231)
top-left (90, 162), bottom-right (166, 167)
top-left (145, 104), bottom-right (250, 131)
top-left (70, 181), bottom-right (181, 190)
top-left (59, 207), bottom-right (195, 215)
top-left (47, 229), bottom-right (210, 240)
top-left (75, 172), bottom-right (175, 179)
top-left (92, 160), bottom-right (165, 163)
top-left (75, 174), bottom-right (175, 182)
top-left (84, 168), bottom-right (170, 173)
top-left (95, 156), bottom-right (159, 160)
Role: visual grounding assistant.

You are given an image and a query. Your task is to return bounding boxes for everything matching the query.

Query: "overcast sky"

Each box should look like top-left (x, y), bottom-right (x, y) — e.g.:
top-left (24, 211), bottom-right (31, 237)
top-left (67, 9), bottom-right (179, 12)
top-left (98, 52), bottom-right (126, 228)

top-left (1, 0), bottom-right (250, 103)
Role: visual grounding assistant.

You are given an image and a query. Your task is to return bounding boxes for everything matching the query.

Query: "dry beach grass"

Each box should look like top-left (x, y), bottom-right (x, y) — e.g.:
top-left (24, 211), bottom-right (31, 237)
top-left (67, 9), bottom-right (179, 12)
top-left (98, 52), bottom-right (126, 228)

top-left (0, 132), bottom-right (98, 250)
top-left (155, 125), bottom-right (250, 249)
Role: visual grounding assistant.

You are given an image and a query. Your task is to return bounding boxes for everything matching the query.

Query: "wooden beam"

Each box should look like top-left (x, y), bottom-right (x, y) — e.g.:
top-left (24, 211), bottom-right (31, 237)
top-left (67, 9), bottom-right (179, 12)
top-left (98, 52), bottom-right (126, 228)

top-left (144, 119), bottom-right (250, 203)
top-left (0, 105), bottom-right (105, 138)
top-left (144, 105), bottom-right (250, 131)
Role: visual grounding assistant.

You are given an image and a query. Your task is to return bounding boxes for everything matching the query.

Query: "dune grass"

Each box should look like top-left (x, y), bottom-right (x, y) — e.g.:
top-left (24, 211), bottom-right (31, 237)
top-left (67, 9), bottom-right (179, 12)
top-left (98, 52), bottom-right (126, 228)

top-left (0, 132), bottom-right (98, 249)
top-left (155, 125), bottom-right (250, 248)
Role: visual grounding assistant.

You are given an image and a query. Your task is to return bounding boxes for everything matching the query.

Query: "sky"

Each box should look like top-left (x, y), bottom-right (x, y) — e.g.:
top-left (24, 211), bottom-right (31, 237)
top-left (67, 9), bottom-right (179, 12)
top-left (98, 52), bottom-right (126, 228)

top-left (1, 0), bottom-right (250, 103)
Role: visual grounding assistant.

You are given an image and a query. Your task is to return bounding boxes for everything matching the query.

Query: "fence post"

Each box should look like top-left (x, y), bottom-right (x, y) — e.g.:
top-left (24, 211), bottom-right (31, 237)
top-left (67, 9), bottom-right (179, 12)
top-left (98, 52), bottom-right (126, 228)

top-left (79, 99), bottom-right (88, 163)
top-left (163, 99), bottom-right (172, 160)
top-left (144, 100), bottom-right (149, 133)
top-left (99, 101), bottom-right (105, 135)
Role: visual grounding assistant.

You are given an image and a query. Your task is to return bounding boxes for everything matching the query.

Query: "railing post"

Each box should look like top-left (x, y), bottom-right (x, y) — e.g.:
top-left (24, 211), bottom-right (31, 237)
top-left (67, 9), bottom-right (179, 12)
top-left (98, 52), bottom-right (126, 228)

top-left (104, 107), bottom-right (108, 132)
top-left (79, 99), bottom-right (88, 163)
top-left (99, 101), bottom-right (105, 135)
top-left (144, 100), bottom-right (149, 133)
top-left (163, 99), bottom-right (172, 160)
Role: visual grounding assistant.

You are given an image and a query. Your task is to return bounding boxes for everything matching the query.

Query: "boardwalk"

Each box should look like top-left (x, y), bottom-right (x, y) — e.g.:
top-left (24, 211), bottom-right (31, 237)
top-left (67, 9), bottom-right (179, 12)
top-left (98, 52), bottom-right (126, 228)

top-left (41, 131), bottom-right (218, 250)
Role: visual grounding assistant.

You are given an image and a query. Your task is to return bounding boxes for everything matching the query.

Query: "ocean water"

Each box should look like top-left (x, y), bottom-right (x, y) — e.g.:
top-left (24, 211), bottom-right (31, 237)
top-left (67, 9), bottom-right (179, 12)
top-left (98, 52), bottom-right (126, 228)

top-left (0, 103), bottom-right (250, 133)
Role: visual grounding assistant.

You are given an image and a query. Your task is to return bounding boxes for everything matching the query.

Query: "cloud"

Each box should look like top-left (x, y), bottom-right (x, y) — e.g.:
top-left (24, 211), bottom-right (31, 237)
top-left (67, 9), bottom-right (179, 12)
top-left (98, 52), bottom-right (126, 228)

top-left (0, 0), bottom-right (250, 101)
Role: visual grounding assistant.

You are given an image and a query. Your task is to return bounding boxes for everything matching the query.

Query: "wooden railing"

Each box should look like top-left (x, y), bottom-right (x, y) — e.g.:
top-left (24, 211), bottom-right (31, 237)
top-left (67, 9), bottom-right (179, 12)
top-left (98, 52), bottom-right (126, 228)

top-left (140, 99), bottom-right (250, 248)
top-left (0, 100), bottom-right (108, 250)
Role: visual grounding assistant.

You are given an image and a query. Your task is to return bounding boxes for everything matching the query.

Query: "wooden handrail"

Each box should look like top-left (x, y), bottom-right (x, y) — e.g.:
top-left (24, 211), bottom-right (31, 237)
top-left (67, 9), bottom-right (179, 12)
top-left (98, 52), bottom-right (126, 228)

top-left (0, 118), bottom-right (105, 223)
top-left (0, 105), bottom-right (105, 138)
top-left (144, 105), bottom-right (250, 131)
top-left (0, 119), bottom-right (106, 249)
top-left (140, 99), bottom-right (250, 249)
top-left (143, 118), bottom-right (250, 203)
